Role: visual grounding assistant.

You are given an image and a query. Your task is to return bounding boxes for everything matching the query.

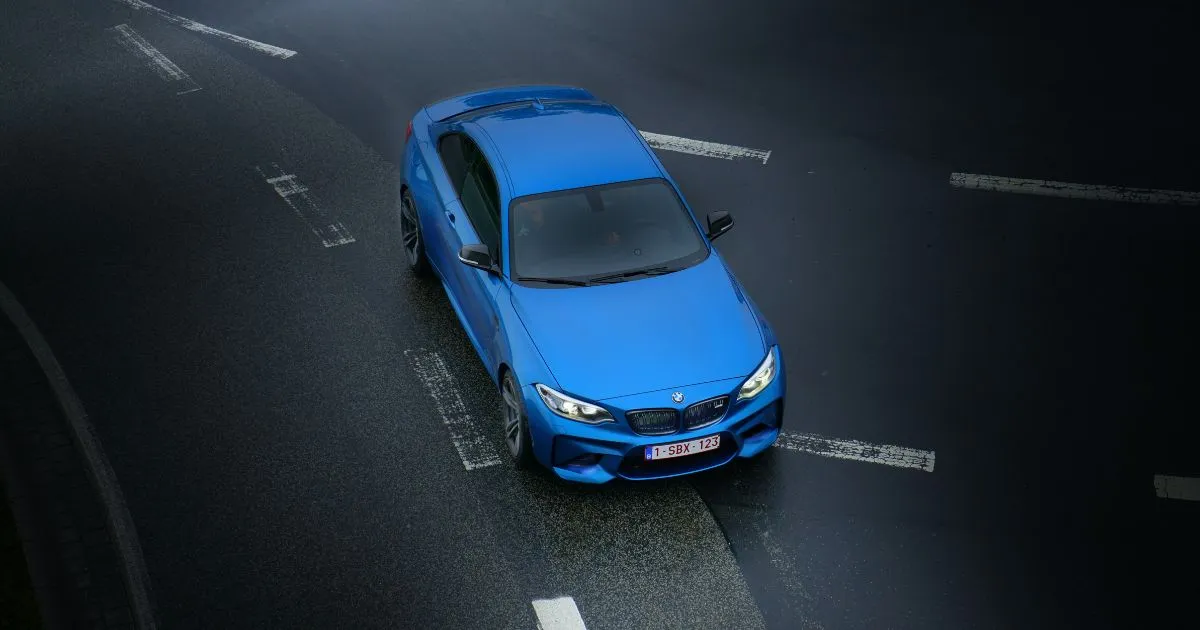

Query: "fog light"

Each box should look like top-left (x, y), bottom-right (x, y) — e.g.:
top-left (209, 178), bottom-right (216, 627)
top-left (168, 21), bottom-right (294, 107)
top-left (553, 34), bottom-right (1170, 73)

top-left (565, 454), bottom-right (602, 470)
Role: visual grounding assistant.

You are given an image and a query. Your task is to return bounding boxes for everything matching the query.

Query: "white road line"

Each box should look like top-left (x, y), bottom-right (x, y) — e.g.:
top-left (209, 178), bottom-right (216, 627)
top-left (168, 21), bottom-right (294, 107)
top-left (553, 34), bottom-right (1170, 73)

top-left (110, 24), bottom-right (201, 95)
top-left (257, 164), bottom-right (356, 248)
top-left (532, 597), bottom-right (588, 630)
top-left (0, 282), bottom-right (158, 630)
top-left (775, 431), bottom-right (936, 472)
top-left (640, 130), bottom-right (772, 165)
top-left (404, 349), bottom-right (503, 471)
top-left (1154, 475), bottom-right (1200, 501)
top-left (949, 172), bottom-right (1200, 206)
top-left (113, 0), bottom-right (298, 59)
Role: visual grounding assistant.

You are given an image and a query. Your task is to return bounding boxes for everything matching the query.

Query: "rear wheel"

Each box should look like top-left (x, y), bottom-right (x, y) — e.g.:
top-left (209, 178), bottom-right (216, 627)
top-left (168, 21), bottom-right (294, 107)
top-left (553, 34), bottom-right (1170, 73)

top-left (501, 370), bottom-right (535, 469)
top-left (398, 188), bottom-right (430, 276)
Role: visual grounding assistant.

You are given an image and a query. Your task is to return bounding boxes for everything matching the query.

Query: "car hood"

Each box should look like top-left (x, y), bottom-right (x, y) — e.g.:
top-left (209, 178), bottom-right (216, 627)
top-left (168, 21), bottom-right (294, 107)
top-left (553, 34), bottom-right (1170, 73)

top-left (509, 254), bottom-right (766, 401)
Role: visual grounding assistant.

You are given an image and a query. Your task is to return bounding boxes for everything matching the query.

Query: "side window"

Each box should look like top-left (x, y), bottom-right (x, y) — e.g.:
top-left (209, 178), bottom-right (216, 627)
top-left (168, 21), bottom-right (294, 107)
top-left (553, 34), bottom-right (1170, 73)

top-left (437, 134), bottom-right (469, 193)
top-left (458, 140), bottom-right (502, 256)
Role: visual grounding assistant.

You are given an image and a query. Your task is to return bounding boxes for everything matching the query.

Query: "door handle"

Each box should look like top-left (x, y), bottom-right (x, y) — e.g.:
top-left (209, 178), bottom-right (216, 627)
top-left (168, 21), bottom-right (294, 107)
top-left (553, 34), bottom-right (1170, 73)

top-left (446, 210), bottom-right (455, 223)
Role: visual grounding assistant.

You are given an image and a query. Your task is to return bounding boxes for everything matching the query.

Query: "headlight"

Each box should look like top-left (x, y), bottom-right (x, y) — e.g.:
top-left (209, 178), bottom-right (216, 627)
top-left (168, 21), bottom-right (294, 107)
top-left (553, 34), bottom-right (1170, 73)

top-left (737, 347), bottom-right (777, 400)
top-left (534, 383), bottom-right (614, 424)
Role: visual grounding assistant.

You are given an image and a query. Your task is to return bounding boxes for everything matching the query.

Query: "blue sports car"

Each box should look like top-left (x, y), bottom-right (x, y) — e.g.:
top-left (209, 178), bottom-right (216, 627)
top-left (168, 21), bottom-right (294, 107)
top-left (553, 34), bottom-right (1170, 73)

top-left (398, 85), bottom-right (785, 483)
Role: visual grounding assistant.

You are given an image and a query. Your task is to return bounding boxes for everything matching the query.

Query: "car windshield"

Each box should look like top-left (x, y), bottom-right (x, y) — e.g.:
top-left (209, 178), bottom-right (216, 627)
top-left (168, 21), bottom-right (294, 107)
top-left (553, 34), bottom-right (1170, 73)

top-left (508, 178), bottom-right (708, 284)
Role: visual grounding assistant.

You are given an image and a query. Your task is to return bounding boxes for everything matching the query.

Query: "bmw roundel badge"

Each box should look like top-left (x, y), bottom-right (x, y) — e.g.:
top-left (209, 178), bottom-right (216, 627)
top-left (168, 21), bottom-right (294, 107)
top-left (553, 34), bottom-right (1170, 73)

top-left (671, 391), bottom-right (684, 403)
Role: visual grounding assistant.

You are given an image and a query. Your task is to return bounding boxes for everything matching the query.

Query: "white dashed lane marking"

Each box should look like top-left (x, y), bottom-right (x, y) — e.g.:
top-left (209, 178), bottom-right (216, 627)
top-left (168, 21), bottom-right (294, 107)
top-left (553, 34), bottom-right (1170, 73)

top-left (404, 349), bottom-right (503, 471)
top-left (950, 172), bottom-right (1200, 206)
top-left (532, 597), bottom-right (588, 630)
top-left (113, 0), bottom-right (298, 59)
top-left (257, 164), bottom-right (356, 248)
top-left (1154, 475), bottom-right (1200, 501)
top-left (775, 431), bottom-right (936, 472)
top-left (640, 131), bottom-right (771, 165)
top-left (110, 23), bottom-right (201, 95)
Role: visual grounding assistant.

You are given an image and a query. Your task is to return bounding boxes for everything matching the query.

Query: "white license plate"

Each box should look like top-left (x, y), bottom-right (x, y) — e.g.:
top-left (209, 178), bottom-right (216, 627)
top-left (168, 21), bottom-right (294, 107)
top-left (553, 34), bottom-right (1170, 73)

top-left (644, 434), bottom-right (721, 460)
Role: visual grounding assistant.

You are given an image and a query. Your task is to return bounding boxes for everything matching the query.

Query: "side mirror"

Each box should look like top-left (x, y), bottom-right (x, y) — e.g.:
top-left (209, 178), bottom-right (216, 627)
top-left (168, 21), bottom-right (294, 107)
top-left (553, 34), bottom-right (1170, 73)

top-left (706, 210), bottom-right (734, 240)
top-left (458, 243), bottom-right (499, 274)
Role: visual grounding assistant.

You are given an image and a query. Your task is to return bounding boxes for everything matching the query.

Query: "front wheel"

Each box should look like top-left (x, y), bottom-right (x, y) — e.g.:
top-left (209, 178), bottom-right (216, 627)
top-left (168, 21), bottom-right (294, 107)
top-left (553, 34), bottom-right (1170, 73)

top-left (500, 370), bottom-right (535, 469)
top-left (398, 188), bottom-right (430, 276)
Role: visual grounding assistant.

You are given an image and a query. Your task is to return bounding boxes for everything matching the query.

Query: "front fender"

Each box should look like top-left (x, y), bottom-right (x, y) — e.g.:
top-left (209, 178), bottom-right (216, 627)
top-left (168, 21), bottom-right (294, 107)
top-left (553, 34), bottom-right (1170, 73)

top-left (494, 284), bottom-right (560, 464)
top-left (728, 267), bottom-right (777, 350)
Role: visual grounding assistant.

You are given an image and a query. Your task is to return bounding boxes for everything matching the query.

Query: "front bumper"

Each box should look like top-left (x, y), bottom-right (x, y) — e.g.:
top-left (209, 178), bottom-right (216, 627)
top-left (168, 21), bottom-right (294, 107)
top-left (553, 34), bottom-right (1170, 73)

top-left (523, 365), bottom-right (787, 484)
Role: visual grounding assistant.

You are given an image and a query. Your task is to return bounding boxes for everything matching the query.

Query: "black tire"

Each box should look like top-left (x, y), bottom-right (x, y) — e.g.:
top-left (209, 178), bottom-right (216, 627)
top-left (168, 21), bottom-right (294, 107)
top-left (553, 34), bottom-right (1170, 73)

top-left (500, 370), bottom-right (536, 470)
top-left (398, 188), bottom-right (431, 277)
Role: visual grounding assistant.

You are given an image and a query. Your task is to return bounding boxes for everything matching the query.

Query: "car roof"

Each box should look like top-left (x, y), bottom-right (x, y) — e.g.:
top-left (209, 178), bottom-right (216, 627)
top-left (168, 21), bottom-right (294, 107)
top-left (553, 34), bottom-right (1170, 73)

top-left (466, 100), bottom-right (663, 199)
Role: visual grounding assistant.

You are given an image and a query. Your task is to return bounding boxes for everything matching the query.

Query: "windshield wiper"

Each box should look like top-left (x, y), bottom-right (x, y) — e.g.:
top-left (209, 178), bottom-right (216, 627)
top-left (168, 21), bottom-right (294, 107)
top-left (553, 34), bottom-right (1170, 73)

top-left (588, 266), bottom-right (674, 284)
top-left (516, 275), bottom-right (590, 287)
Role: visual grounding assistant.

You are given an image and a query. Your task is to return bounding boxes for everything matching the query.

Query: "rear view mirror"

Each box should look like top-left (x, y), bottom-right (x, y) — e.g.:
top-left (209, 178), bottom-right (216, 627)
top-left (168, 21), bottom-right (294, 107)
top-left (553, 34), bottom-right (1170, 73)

top-left (706, 210), bottom-right (734, 240)
top-left (458, 243), bottom-right (499, 274)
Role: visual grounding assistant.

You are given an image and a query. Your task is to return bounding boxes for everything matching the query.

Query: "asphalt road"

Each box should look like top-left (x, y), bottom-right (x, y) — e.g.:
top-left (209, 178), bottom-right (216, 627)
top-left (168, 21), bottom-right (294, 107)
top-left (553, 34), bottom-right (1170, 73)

top-left (2, 0), bottom-right (1197, 628)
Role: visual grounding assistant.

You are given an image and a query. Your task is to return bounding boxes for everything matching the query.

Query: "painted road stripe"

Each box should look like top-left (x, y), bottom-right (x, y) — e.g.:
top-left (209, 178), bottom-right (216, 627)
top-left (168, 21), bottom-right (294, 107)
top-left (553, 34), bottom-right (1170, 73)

top-left (1154, 475), bottom-right (1200, 501)
top-left (404, 350), bottom-right (503, 471)
top-left (950, 172), bottom-right (1200, 206)
top-left (640, 131), bottom-right (771, 165)
top-left (532, 597), bottom-right (587, 630)
top-left (110, 24), bottom-right (201, 95)
top-left (113, 0), bottom-right (298, 59)
top-left (775, 431), bottom-right (936, 472)
top-left (257, 164), bottom-right (356, 248)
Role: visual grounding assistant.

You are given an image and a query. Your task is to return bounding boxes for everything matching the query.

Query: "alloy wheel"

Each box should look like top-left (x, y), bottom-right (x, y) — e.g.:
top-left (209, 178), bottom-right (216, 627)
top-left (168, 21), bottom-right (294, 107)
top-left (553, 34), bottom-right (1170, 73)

top-left (399, 195), bottom-right (420, 265)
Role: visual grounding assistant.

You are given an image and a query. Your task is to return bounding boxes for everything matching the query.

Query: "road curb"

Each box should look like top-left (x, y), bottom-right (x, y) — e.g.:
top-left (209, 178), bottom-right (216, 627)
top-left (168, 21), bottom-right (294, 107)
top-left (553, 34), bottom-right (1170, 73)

top-left (0, 281), bottom-right (157, 630)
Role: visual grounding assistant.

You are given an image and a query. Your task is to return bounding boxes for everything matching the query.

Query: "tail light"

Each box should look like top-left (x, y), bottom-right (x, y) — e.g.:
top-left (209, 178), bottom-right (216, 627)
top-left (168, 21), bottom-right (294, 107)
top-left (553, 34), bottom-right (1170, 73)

top-left (404, 120), bottom-right (413, 144)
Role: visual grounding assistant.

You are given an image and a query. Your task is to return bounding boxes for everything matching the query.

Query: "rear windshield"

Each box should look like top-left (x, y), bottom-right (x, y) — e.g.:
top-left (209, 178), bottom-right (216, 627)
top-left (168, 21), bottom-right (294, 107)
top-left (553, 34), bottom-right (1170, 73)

top-left (508, 178), bottom-right (708, 283)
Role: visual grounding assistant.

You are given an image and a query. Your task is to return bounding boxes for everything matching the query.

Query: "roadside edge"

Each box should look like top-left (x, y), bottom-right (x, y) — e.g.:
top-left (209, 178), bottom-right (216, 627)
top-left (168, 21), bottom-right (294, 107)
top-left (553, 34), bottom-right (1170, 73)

top-left (0, 281), bottom-right (157, 630)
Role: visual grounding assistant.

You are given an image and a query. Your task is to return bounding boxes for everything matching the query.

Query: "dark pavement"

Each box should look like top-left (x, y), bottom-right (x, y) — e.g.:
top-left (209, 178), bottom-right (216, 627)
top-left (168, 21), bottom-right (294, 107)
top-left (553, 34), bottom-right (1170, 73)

top-left (0, 295), bottom-right (137, 628)
top-left (1, 0), bottom-right (1197, 628)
